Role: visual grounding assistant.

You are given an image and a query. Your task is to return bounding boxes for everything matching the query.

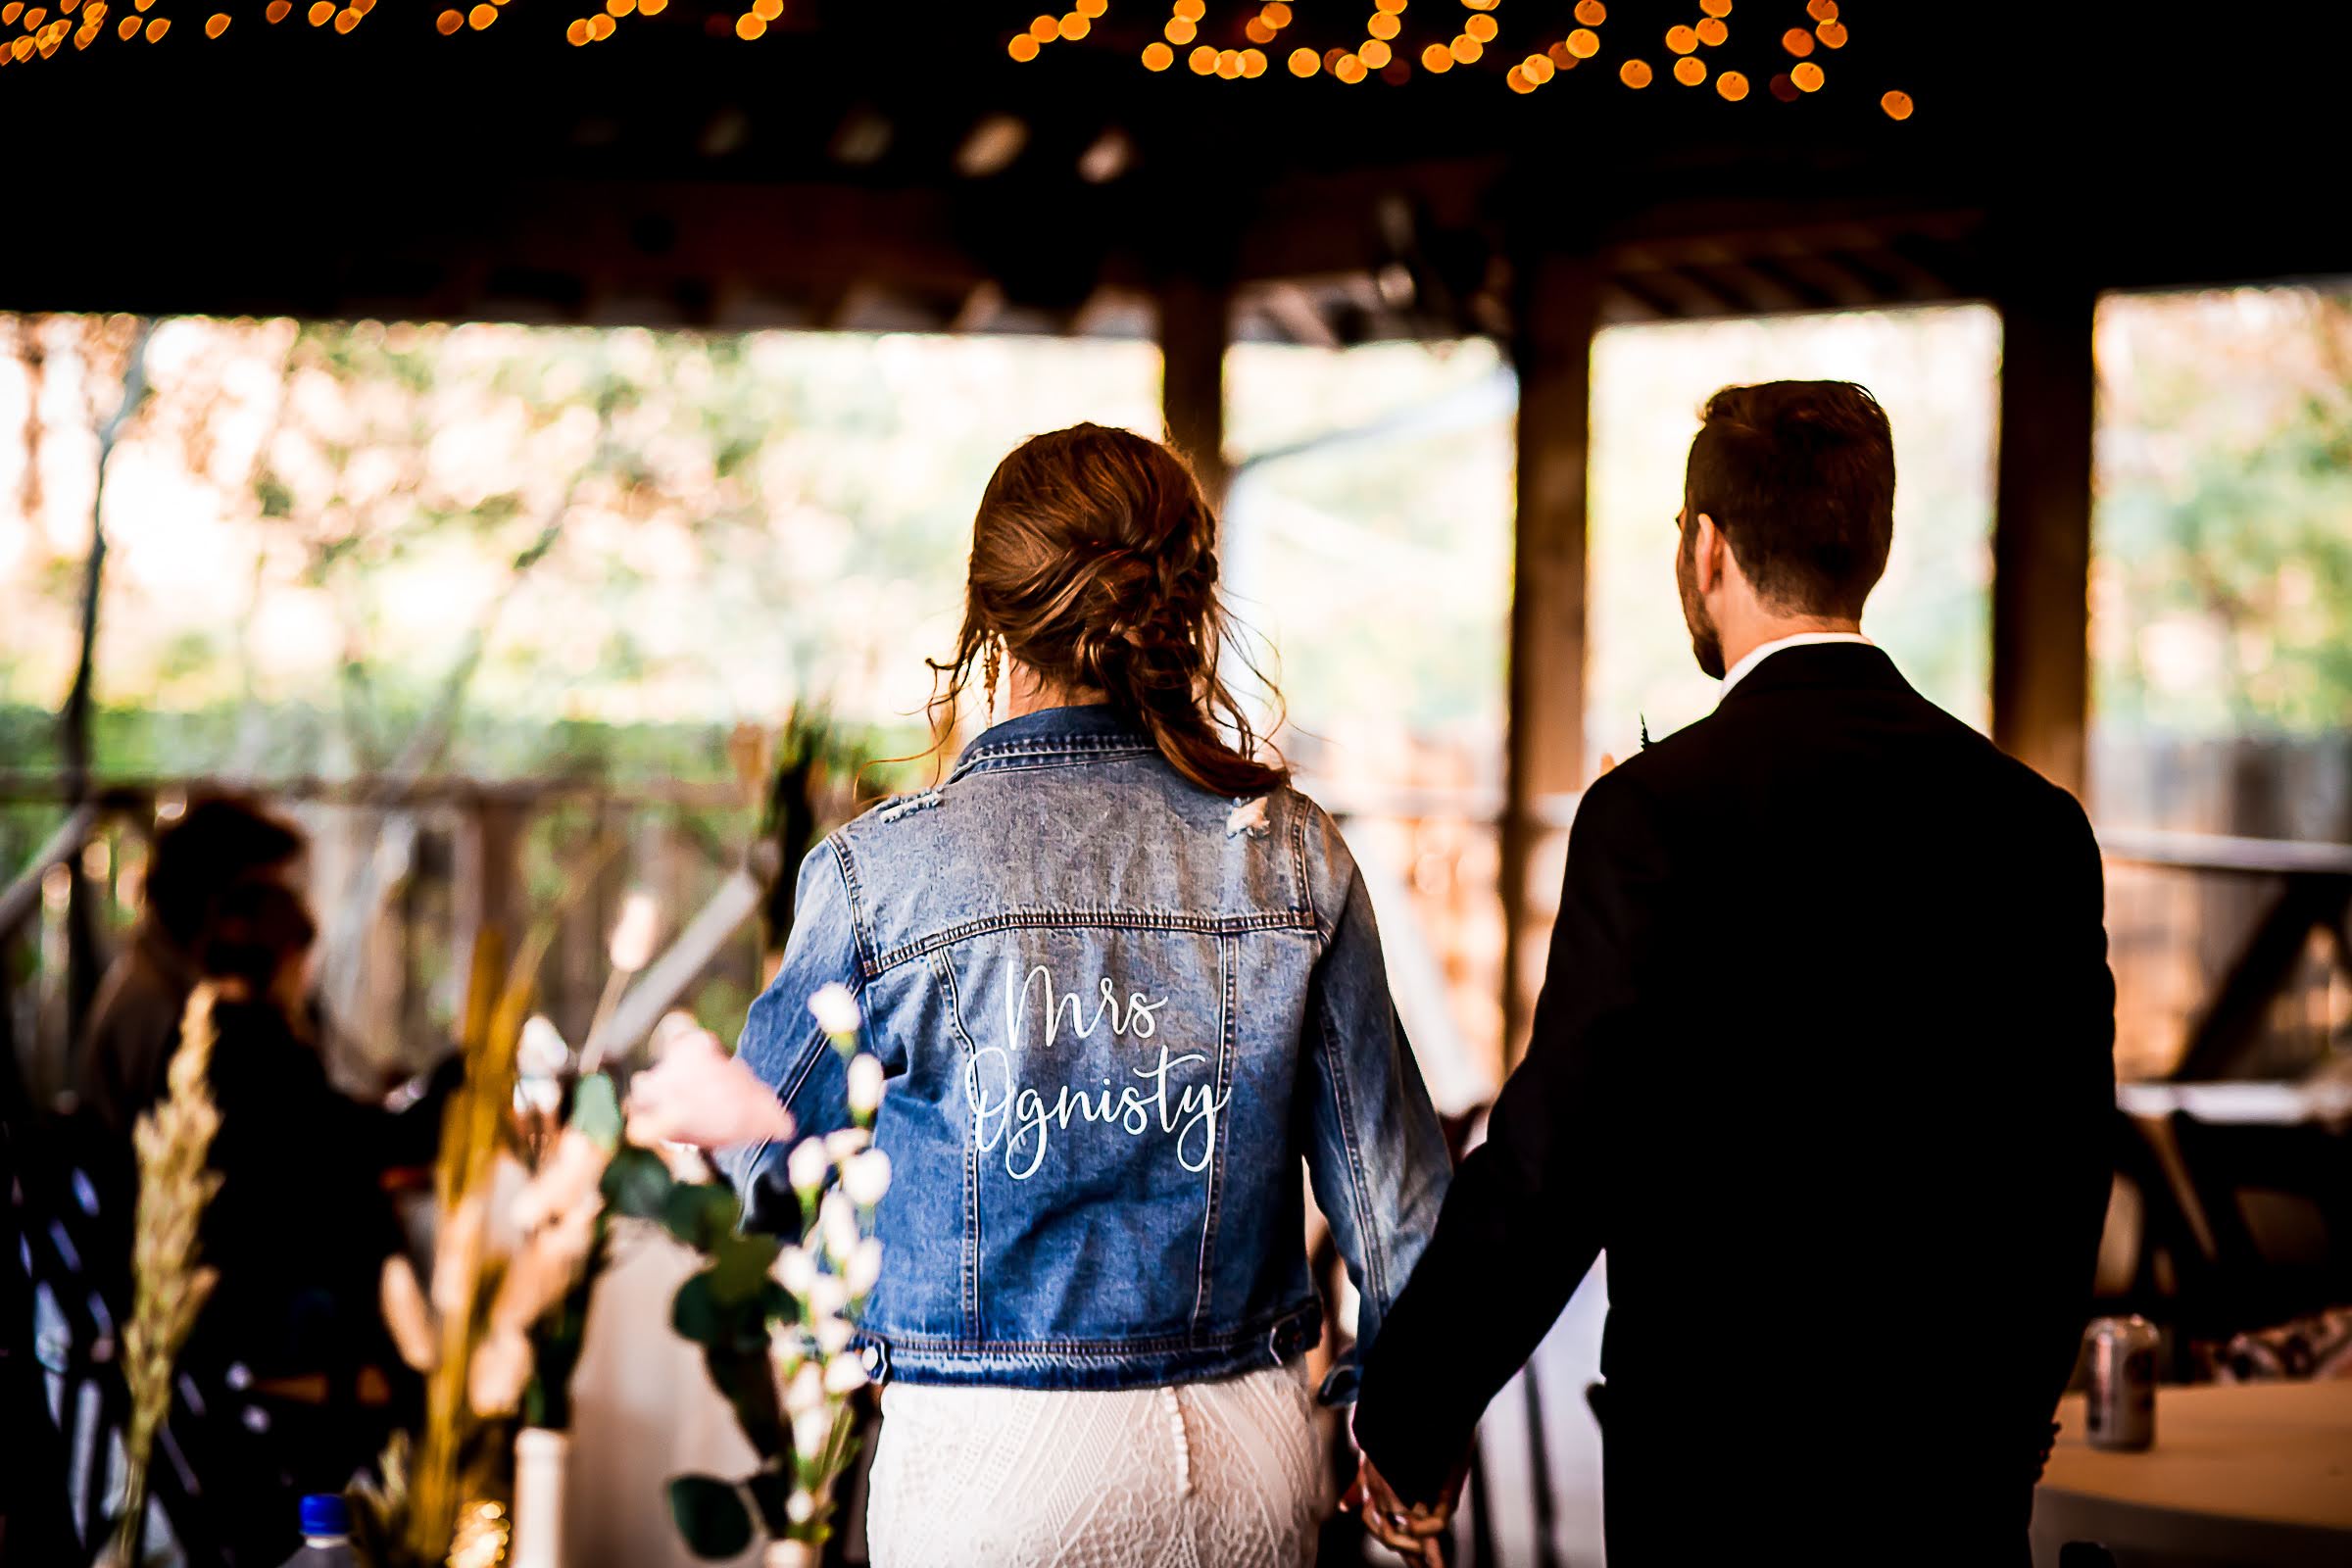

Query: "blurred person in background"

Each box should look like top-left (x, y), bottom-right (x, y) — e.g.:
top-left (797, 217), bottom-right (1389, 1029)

top-left (1348, 382), bottom-right (2117, 1566)
top-left (75, 796), bottom-right (305, 1137)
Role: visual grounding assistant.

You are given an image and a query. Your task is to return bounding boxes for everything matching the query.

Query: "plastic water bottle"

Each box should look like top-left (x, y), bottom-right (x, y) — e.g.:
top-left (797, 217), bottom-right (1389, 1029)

top-left (280, 1494), bottom-right (359, 1567)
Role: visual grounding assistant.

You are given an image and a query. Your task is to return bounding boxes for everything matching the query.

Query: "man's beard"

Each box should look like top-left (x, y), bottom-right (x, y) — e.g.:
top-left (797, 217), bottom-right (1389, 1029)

top-left (1677, 530), bottom-right (1726, 679)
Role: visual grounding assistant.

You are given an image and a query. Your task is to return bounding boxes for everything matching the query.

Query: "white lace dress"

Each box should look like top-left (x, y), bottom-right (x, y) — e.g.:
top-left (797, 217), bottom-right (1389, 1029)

top-left (864, 1360), bottom-right (1326, 1568)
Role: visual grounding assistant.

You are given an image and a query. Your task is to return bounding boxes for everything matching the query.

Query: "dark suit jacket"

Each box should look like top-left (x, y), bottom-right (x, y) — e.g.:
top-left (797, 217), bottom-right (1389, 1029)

top-left (1354, 643), bottom-right (2116, 1563)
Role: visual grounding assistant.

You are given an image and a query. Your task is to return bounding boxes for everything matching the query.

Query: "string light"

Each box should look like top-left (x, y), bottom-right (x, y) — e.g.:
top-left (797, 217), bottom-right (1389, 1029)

top-left (1790, 59), bottom-right (1822, 90)
top-left (1287, 43), bottom-right (1314, 74)
top-left (1664, 24), bottom-right (1694, 53)
top-left (1672, 54), bottom-right (1703, 85)
top-left (1618, 57), bottom-right (1649, 87)
top-left (1880, 87), bottom-right (1912, 120)
top-left (1695, 16), bottom-right (1726, 46)
top-left (1781, 26), bottom-right (1812, 56)
top-left (1716, 68), bottom-right (1747, 99)
top-left (1141, 38), bottom-right (1171, 67)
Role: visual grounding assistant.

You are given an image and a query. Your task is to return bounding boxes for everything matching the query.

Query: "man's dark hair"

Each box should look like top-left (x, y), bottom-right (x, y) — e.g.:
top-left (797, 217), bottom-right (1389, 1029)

top-left (1683, 380), bottom-right (1895, 619)
top-left (145, 796), bottom-right (306, 948)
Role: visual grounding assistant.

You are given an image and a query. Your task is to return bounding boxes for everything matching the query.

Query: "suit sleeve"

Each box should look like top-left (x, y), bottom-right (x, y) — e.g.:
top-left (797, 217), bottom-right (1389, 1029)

top-left (1352, 771), bottom-right (1671, 1505)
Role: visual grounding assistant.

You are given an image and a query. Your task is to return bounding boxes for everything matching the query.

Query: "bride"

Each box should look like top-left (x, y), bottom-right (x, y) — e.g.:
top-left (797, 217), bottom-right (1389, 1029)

top-left (630, 422), bottom-right (1450, 1566)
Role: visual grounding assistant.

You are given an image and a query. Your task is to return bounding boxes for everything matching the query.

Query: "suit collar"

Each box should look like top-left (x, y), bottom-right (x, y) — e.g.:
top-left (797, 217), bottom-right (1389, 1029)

top-left (1715, 640), bottom-right (1908, 706)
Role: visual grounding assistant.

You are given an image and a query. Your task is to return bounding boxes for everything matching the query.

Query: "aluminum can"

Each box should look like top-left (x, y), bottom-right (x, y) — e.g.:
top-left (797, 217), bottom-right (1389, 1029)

top-left (2083, 1314), bottom-right (2159, 1451)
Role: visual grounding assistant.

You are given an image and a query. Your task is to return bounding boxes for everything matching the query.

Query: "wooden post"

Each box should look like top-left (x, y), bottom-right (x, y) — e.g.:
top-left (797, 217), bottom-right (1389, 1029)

top-left (1501, 255), bottom-right (1600, 1071)
top-left (1157, 274), bottom-right (1230, 504)
top-left (1991, 284), bottom-right (2096, 798)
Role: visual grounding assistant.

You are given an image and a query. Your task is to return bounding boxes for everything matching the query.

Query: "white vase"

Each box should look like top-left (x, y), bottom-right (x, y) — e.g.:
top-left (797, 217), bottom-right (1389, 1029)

top-left (512, 1426), bottom-right (570, 1568)
top-left (763, 1542), bottom-right (818, 1568)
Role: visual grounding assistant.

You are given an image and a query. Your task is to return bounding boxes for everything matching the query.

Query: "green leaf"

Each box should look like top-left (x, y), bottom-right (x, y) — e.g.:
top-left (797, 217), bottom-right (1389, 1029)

top-left (602, 1145), bottom-right (677, 1221)
top-left (667, 1475), bottom-right (755, 1560)
top-left (743, 1464), bottom-right (795, 1536)
top-left (569, 1072), bottom-right (623, 1152)
top-left (671, 1268), bottom-right (726, 1348)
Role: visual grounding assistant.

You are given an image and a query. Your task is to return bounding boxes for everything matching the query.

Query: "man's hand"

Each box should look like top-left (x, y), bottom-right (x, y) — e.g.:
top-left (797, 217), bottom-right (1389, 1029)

top-left (1339, 1453), bottom-right (1451, 1567)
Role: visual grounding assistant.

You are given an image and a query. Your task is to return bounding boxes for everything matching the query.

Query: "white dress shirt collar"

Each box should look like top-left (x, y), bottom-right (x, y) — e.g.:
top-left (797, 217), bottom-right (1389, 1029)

top-left (1717, 630), bottom-right (1876, 698)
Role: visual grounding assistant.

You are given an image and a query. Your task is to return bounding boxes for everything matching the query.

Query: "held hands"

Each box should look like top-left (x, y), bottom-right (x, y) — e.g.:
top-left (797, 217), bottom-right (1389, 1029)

top-left (1339, 1453), bottom-right (1455, 1567)
top-left (622, 1025), bottom-right (793, 1151)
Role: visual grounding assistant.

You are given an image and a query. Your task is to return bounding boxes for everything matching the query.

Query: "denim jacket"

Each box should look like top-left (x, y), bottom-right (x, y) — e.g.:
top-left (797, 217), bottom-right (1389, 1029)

top-left (726, 704), bottom-right (1450, 1397)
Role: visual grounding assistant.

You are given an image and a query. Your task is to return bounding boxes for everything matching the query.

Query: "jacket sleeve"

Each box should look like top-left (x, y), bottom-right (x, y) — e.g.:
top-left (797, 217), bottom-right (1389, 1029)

top-left (719, 837), bottom-right (867, 1234)
top-left (1300, 817), bottom-right (1453, 1405)
top-left (1353, 769), bottom-right (1667, 1505)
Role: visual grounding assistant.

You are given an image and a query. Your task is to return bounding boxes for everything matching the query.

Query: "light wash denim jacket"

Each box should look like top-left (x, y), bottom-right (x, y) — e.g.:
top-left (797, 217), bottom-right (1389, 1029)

top-left (725, 704), bottom-right (1450, 1397)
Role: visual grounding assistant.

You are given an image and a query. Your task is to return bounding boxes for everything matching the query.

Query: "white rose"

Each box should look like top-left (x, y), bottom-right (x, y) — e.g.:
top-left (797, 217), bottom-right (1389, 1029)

top-left (824, 1127), bottom-right (871, 1161)
top-left (846, 1238), bottom-right (883, 1298)
top-left (823, 1354), bottom-right (866, 1396)
top-left (841, 1148), bottom-right (892, 1207)
top-left (783, 1360), bottom-right (824, 1416)
top-left (786, 1491), bottom-right (815, 1526)
top-left (773, 1245), bottom-right (817, 1298)
top-left (846, 1054), bottom-right (886, 1116)
top-left (786, 1137), bottom-right (829, 1194)
top-left (608, 892), bottom-right (661, 973)
top-left (807, 1274), bottom-right (849, 1320)
top-left (818, 1191), bottom-right (860, 1265)
top-left (808, 983), bottom-right (861, 1039)
top-left (517, 1015), bottom-right (570, 1079)
top-left (814, 1314), bottom-right (854, 1355)
top-left (792, 1406), bottom-right (834, 1462)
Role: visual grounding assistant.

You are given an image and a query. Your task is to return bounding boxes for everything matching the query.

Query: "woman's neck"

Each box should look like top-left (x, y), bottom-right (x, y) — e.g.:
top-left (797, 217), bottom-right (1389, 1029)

top-left (1004, 663), bottom-right (1104, 719)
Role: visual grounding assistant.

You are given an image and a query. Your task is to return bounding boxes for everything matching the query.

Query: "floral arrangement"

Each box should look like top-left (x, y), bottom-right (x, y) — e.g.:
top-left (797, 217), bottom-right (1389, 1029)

top-left (112, 983), bottom-right (224, 1566)
top-left (625, 983), bottom-right (891, 1562)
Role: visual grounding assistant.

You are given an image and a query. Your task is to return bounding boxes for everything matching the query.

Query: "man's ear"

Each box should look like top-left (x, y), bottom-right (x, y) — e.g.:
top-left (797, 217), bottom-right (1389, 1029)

top-left (1692, 513), bottom-right (1723, 594)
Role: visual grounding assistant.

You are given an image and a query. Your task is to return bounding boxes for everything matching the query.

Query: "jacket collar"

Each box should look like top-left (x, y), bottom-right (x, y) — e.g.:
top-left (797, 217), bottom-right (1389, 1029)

top-left (1716, 640), bottom-right (1909, 706)
top-left (954, 703), bottom-right (1154, 774)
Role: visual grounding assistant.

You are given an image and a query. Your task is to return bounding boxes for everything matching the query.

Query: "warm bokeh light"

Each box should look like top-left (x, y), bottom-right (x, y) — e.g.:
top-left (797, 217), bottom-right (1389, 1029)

top-left (1187, 41), bottom-right (1214, 73)
top-left (204, 11), bottom-right (226, 34)
top-left (1696, 17), bottom-right (1726, 46)
top-left (1673, 55), bottom-right (1704, 85)
top-left (1573, 0), bottom-right (1605, 24)
top-left (1244, 14), bottom-right (1273, 43)
top-left (1700, 0), bottom-right (1731, 14)
top-left (1791, 60), bottom-right (1823, 91)
top-left (1524, 52), bottom-right (1553, 83)
top-left (1358, 37), bottom-right (1392, 69)
top-left (588, 12), bottom-right (614, 37)
top-left (1367, 11), bottom-right (1398, 40)
top-left (1665, 24), bottom-right (1695, 53)
top-left (1566, 26), bottom-right (1598, 57)
top-left (1334, 50), bottom-right (1366, 81)
top-left (1880, 88), bottom-right (1914, 120)
top-left (1715, 69), bottom-right (1747, 99)
top-left (1008, 31), bottom-right (1039, 60)
top-left (1782, 26), bottom-right (1813, 56)
top-left (1769, 70), bottom-right (1798, 100)
top-left (1173, 0), bottom-right (1203, 18)
top-left (734, 10), bottom-right (760, 37)
top-left (1806, 0), bottom-right (1838, 18)
top-left (1287, 43), bottom-right (1315, 75)
top-left (1818, 20), bottom-right (1845, 48)
top-left (1261, 1), bottom-right (1291, 26)
top-left (1464, 13), bottom-right (1496, 42)
top-left (1057, 13), bottom-right (1088, 40)
top-left (433, 6), bottom-right (458, 29)
top-left (140, 13), bottom-right (162, 36)
top-left (1240, 45), bottom-right (1266, 75)
top-left (1619, 58), bottom-right (1651, 87)
top-left (1141, 38), bottom-right (1172, 68)
top-left (1449, 34), bottom-right (1482, 64)
top-left (1163, 16), bottom-right (1194, 42)
top-left (466, 2), bottom-right (493, 25)
top-left (1419, 41), bottom-right (1450, 72)
top-left (1027, 13), bottom-right (1055, 41)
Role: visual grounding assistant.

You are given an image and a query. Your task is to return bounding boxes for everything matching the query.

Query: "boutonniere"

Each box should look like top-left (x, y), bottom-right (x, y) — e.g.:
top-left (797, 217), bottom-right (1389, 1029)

top-left (1639, 714), bottom-right (1651, 750)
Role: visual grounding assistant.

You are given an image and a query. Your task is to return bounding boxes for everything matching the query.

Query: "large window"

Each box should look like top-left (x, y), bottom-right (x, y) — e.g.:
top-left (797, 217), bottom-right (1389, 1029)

top-left (2091, 284), bottom-right (2352, 1079)
top-left (1588, 306), bottom-right (2000, 764)
top-left (1226, 337), bottom-right (1514, 1100)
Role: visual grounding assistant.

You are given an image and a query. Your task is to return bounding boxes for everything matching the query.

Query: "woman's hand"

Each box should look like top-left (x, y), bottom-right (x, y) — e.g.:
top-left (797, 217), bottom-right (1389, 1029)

top-left (1341, 1453), bottom-right (1452, 1567)
top-left (623, 1026), bottom-right (794, 1151)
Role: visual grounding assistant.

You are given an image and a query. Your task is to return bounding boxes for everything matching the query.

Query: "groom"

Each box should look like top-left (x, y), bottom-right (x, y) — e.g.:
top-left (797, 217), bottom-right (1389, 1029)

top-left (1348, 382), bottom-right (2116, 1564)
